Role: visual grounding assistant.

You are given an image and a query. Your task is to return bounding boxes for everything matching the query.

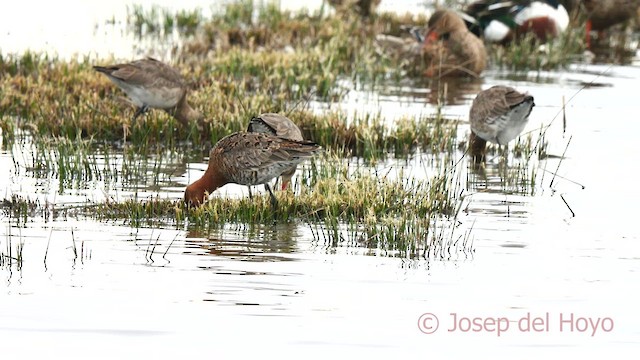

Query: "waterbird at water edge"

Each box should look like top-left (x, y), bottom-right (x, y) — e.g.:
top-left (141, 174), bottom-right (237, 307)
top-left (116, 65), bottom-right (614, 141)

top-left (184, 132), bottom-right (321, 208)
top-left (247, 113), bottom-right (306, 191)
top-left (468, 85), bottom-right (535, 163)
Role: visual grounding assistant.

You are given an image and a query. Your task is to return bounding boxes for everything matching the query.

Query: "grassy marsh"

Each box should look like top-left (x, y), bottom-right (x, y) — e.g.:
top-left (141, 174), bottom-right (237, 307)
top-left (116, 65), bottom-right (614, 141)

top-left (0, 51), bottom-right (460, 159)
top-left (0, 1), bottom-right (567, 260)
top-left (1, 151), bottom-right (470, 259)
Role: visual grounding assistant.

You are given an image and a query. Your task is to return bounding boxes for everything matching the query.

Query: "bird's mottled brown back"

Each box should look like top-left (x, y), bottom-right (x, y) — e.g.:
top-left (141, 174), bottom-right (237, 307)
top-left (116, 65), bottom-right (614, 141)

top-left (247, 113), bottom-right (304, 141)
top-left (97, 57), bottom-right (186, 89)
top-left (210, 132), bottom-right (320, 186)
top-left (470, 86), bottom-right (529, 125)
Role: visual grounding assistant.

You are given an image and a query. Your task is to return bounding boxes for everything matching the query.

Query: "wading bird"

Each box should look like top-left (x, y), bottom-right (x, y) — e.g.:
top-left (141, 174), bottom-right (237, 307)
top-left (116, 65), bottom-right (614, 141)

top-left (94, 57), bottom-right (202, 126)
top-left (468, 85), bottom-right (535, 163)
top-left (247, 113), bottom-right (305, 191)
top-left (184, 132), bottom-right (321, 208)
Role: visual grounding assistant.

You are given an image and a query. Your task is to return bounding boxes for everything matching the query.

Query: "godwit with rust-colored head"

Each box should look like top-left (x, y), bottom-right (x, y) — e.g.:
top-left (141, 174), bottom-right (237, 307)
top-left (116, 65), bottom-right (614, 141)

top-left (184, 132), bottom-right (321, 208)
top-left (468, 85), bottom-right (535, 163)
top-left (94, 57), bottom-right (202, 126)
top-left (247, 113), bottom-right (305, 191)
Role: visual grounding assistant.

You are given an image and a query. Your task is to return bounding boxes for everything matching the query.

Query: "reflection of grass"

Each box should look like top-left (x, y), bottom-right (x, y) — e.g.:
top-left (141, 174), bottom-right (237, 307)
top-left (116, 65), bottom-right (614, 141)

top-left (0, 232), bottom-right (24, 270)
top-left (127, 4), bottom-right (202, 37)
top-left (466, 129), bottom-right (547, 196)
top-left (11, 132), bottom-right (194, 193)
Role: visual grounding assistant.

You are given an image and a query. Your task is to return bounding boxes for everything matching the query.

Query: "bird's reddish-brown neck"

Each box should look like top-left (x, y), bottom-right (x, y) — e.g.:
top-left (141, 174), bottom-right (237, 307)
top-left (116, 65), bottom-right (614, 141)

top-left (192, 165), bottom-right (228, 195)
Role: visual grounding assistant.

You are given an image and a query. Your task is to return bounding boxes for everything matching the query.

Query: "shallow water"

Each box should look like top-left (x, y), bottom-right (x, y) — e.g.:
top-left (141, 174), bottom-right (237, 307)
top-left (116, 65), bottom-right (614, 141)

top-left (2, 1), bottom-right (640, 359)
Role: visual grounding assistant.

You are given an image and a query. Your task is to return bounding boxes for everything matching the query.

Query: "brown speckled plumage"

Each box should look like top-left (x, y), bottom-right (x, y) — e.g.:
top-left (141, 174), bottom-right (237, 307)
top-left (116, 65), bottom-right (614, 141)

top-left (94, 57), bottom-right (202, 126)
top-left (184, 132), bottom-right (321, 207)
top-left (247, 113), bottom-right (305, 190)
top-left (469, 86), bottom-right (535, 162)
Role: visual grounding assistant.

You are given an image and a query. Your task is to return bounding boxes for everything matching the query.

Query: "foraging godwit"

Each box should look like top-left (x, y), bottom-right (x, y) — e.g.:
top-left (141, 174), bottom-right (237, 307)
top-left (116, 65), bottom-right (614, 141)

top-left (468, 85), bottom-right (535, 162)
top-left (462, 0), bottom-right (570, 43)
top-left (247, 113), bottom-right (304, 190)
top-left (421, 10), bottom-right (487, 78)
top-left (94, 57), bottom-right (202, 126)
top-left (184, 132), bottom-right (321, 207)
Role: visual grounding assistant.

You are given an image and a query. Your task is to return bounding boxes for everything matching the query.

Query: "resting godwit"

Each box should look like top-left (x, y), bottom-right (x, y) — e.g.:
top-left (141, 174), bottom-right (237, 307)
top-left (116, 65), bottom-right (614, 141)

top-left (93, 57), bottom-right (202, 126)
top-left (422, 10), bottom-right (487, 78)
top-left (462, 0), bottom-right (570, 43)
top-left (184, 132), bottom-right (321, 207)
top-left (247, 113), bottom-right (304, 190)
top-left (468, 85), bottom-right (535, 163)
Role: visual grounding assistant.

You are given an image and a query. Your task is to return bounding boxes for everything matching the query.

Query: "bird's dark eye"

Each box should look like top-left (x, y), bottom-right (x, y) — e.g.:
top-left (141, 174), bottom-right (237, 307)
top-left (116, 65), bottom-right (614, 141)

top-left (441, 32), bottom-right (450, 40)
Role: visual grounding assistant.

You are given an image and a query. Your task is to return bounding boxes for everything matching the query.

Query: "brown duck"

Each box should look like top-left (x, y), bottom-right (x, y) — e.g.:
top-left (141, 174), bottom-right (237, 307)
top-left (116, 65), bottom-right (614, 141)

top-left (247, 113), bottom-right (305, 190)
top-left (374, 10), bottom-right (486, 78)
top-left (94, 57), bottom-right (202, 126)
top-left (422, 9), bottom-right (487, 78)
top-left (184, 132), bottom-right (321, 207)
top-left (468, 85), bottom-right (535, 163)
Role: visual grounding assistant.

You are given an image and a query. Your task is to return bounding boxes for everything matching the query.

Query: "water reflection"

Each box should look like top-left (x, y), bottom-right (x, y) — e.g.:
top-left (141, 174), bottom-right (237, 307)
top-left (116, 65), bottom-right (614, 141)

top-left (185, 223), bottom-right (300, 262)
top-left (379, 76), bottom-right (483, 107)
top-left (589, 32), bottom-right (640, 65)
top-left (466, 156), bottom-right (536, 196)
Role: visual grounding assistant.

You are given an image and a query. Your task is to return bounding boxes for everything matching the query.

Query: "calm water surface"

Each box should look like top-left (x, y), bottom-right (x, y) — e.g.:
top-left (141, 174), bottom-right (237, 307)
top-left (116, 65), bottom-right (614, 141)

top-left (1, 1), bottom-right (639, 358)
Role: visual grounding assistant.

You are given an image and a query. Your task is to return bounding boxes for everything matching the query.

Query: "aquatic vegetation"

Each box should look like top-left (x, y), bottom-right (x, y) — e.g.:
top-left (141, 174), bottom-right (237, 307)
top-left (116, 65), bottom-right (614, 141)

top-left (0, 150), bottom-right (471, 259)
top-left (0, 1), bottom-right (561, 263)
top-left (127, 4), bottom-right (203, 38)
top-left (0, 229), bottom-right (24, 270)
top-left (102, 153), bottom-right (467, 258)
top-left (488, 24), bottom-right (586, 71)
top-left (0, 50), bottom-right (461, 159)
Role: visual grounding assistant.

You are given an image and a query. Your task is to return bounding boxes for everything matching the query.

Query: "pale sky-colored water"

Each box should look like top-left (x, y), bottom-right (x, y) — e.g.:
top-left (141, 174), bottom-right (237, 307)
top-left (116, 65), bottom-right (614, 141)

top-left (0, 0), bottom-right (431, 59)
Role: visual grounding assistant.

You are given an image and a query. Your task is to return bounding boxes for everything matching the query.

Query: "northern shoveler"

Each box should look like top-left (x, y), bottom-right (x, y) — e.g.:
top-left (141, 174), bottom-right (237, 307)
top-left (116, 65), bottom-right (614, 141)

top-left (94, 57), bottom-right (202, 126)
top-left (184, 132), bottom-right (321, 207)
top-left (468, 85), bottom-right (535, 163)
top-left (463, 0), bottom-right (570, 43)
